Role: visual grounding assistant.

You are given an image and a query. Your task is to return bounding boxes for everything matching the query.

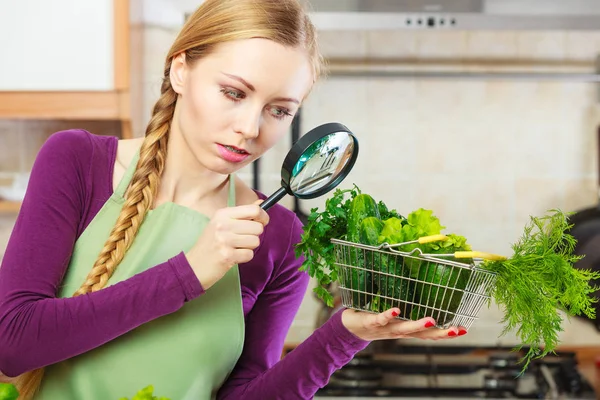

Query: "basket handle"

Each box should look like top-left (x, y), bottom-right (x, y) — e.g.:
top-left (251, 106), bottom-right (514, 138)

top-left (417, 234), bottom-right (448, 244)
top-left (454, 251), bottom-right (507, 261)
top-left (385, 234), bottom-right (449, 249)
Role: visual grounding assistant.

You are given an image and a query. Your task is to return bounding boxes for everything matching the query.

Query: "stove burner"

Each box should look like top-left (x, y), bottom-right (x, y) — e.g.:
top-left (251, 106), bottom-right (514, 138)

top-left (313, 345), bottom-right (596, 399)
top-left (483, 373), bottom-right (518, 391)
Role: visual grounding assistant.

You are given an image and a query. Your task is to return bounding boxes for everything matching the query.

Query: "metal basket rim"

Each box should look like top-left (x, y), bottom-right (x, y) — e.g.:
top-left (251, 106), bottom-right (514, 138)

top-left (330, 238), bottom-right (498, 276)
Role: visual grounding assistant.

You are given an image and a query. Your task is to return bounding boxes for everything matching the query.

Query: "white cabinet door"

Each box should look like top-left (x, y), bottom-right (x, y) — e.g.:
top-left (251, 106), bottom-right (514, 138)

top-left (0, 0), bottom-right (114, 91)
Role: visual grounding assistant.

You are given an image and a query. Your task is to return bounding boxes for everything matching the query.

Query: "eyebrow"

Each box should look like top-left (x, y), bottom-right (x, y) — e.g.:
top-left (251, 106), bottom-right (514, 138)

top-left (221, 72), bottom-right (300, 105)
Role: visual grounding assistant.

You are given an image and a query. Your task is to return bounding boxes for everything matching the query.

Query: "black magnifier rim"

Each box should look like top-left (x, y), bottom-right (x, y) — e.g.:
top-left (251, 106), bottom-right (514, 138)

top-left (281, 122), bottom-right (359, 199)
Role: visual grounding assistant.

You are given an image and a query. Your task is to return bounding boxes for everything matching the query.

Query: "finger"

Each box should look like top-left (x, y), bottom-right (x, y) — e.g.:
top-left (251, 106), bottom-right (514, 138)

top-left (388, 317), bottom-right (437, 336)
top-left (230, 219), bottom-right (265, 236)
top-left (233, 248), bottom-right (254, 264)
top-left (245, 205), bottom-right (269, 226)
top-left (407, 325), bottom-right (467, 340)
top-left (229, 234), bottom-right (261, 250)
top-left (368, 308), bottom-right (401, 328)
top-left (225, 205), bottom-right (270, 226)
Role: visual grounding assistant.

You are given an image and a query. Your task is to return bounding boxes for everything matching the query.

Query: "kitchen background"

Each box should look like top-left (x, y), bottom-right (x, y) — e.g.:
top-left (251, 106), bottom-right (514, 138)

top-left (1, 0), bottom-right (600, 370)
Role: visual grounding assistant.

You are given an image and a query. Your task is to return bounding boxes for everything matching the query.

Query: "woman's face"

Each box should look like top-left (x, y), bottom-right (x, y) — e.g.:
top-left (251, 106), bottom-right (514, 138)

top-left (170, 38), bottom-right (314, 175)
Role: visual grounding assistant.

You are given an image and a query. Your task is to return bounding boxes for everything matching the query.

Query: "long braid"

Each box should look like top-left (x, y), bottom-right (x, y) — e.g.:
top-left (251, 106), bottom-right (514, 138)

top-left (73, 77), bottom-right (176, 296)
top-left (14, 74), bottom-right (177, 400)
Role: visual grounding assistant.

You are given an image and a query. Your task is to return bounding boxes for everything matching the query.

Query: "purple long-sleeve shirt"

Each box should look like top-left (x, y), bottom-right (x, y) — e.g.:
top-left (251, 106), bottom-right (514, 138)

top-left (0, 129), bottom-right (370, 399)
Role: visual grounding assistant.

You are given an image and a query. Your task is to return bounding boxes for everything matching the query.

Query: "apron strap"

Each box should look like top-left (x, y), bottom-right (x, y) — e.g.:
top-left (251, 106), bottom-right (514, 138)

top-left (227, 174), bottom-right (236, 207)
top-left (114, 150), bottom-right (140, 198)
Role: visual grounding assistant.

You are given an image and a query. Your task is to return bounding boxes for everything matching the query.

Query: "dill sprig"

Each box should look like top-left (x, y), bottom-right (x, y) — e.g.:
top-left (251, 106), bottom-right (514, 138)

top-left (483, 209), bottom-right (600, 372)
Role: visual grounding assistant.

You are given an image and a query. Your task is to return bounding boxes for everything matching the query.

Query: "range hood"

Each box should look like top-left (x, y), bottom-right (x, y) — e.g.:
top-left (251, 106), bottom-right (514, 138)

top-left (307, 0), bottom-right (600, 31)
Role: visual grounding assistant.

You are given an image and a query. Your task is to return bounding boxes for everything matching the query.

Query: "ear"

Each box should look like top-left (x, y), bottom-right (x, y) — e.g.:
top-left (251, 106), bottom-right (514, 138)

top-left (170, 53), bottom-right (187, 95)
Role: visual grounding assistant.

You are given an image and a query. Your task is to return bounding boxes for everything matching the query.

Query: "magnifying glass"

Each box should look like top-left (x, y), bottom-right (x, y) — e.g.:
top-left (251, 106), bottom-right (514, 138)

top-left (260, 122), bottom-right (359, 211)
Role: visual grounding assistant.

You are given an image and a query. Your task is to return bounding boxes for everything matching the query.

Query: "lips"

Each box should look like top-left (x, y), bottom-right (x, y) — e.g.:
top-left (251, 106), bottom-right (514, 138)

top-left (216, 143), bottom-right (251, 163)
top-left (221, 144), bottom-right (249, 155)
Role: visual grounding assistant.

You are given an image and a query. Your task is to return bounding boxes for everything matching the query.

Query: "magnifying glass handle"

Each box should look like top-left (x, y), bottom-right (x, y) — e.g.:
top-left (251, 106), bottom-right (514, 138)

top-left (260, 187), bottom-right (288, 211)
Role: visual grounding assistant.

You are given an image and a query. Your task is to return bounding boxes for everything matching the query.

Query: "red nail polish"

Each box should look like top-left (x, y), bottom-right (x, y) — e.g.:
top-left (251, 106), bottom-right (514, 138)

top-left (458, 329), bottom-right (467, 336)
top-left (391, 311), bottom-right (399, 317)
top-left (424, 321), bottom-right (435, 328)
top-left (448, 331), bottom-right (457, 337)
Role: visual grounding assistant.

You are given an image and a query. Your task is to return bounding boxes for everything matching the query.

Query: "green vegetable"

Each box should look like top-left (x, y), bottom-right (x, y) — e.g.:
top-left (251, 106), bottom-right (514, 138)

top-left (345, 194), bottom-right (381, 308)
top-left (295, 186), bottom-right (360, 306)
top-left (359, 217), bottom-right (384, 245)
top-left (0, 383), bottom-right (18, 400)
top-left (411, 260), bottom-right (471, 324)
top-left (376, 210), bottom-right (472, 322)
top-left (358, 217), bottom-right (386, 311)
top-left (347, 194), bottom-right (380, 242)
top-left (377, 200), bottom-right (405, 222)
top-left (403, 208), bottom-right (445, 240)
top-left (411, 234), bottom-right (474, 323)
top-left (119, 385), bottom-right (170, 400)
top-left (481, 209), bottom-right (600, 372)
top-left (377, 217), bottom-right (404, 245)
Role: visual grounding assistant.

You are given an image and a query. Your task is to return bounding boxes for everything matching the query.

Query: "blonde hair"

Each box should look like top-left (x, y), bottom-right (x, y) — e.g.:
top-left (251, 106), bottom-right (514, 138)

top-left (15, 0), bottom-right (323, 398)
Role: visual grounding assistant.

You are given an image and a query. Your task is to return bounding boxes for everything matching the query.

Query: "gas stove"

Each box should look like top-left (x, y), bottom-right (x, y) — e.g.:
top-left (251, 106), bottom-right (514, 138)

top-left (314, 344), bottom-right (596, 399)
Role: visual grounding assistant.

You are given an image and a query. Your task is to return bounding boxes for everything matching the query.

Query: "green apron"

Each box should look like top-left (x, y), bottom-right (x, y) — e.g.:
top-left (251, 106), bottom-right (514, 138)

top-left (37, 151), bottom-right (245, 400)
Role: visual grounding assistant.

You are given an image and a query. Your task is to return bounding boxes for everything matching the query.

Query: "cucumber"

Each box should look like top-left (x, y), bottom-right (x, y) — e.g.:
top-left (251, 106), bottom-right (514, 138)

top-left (360, 216), bottom-right (415, 315)
top-left (347, 194), bottom-right (380, 242)
top-left (345, 195), bottom-right (380, 310)
top-left (411, 261), bottom-right (472, 325)
top-left (359, 217), bottom-right (384, 245)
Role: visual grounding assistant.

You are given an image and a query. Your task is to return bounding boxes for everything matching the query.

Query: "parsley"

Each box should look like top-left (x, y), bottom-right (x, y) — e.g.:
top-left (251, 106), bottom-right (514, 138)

top-left (294, 185), bottom-right (360, 306)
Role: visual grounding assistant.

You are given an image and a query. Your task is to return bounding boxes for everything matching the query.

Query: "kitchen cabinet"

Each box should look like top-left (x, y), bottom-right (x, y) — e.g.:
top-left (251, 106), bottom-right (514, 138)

top-left (0, 0), bottom-right (134, 214)
top-left (0, 0), bottom-right (125, 92)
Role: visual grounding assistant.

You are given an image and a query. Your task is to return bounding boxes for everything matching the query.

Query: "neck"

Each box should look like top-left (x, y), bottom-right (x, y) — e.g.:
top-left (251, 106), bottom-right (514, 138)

top-left (156, 127), bottom-right (230, 209)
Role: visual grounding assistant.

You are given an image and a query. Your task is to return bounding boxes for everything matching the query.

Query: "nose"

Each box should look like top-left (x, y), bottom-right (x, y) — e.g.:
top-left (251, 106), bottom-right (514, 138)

top-left (233, 107), bottom-right (261, 140)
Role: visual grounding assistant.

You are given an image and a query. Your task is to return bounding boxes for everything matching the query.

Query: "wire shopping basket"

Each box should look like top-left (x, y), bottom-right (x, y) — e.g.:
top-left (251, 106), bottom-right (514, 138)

top-left (331, 234), bottom-right (506, 329)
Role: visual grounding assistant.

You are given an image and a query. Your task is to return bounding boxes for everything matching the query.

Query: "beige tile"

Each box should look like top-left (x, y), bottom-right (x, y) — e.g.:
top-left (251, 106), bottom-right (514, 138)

top-left (514, 178), bottom-right (566, 226)
top-left (452, 220), bottom-right (516, 258)
top-left (415, 31), bottom-right (469, 57)
top-left (563, 178), bottom-right (598, 213)
top-left (359, 127), bottom-right (417, 179)
top-left (309, 78), bottom-right (370, 134)
top-left (465, 32), bottom-right (518, 58)
top-left (365, 79), bottom-right (418, 115)
top-left (565, 32), bottom-right (600, 60)
top-left (454, 81), bottom-right (488, 108)
top-left (512, 123), bottom-right (565, 179)
top-left (366, 31), bottom-right (417, 58)
top-left (415, 81), bottom-right (464, 112)
top-left (561, 119), bottom-right (598, 179)
top-left (516, 32), bottom-right (566, 59)
top-left (317, 31), bottom-right (368, 58)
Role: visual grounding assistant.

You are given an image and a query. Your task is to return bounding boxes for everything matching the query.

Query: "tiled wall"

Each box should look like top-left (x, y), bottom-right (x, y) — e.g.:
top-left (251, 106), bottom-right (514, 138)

top-left (2, 27), bottom-right (600, 347)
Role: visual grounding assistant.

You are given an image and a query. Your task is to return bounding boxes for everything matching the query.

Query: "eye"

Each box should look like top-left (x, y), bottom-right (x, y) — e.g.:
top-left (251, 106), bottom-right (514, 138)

top-left (269, 106), bottom-right (293, 120)
top-left (220, 87), bottom-right (245, 102)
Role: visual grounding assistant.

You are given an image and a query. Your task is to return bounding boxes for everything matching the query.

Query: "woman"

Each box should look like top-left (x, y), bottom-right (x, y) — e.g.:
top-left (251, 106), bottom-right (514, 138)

top-left (0, 0), bottom-right (467, 399)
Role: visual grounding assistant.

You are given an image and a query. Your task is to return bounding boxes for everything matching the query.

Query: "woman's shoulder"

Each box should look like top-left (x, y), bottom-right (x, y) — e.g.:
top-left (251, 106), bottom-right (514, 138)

top-left (36, 129), bottom-right (120, 200)
top-left (38, 129), bottom-right (118, 175)
top-left (42, 129), bottom-right (116, 154)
